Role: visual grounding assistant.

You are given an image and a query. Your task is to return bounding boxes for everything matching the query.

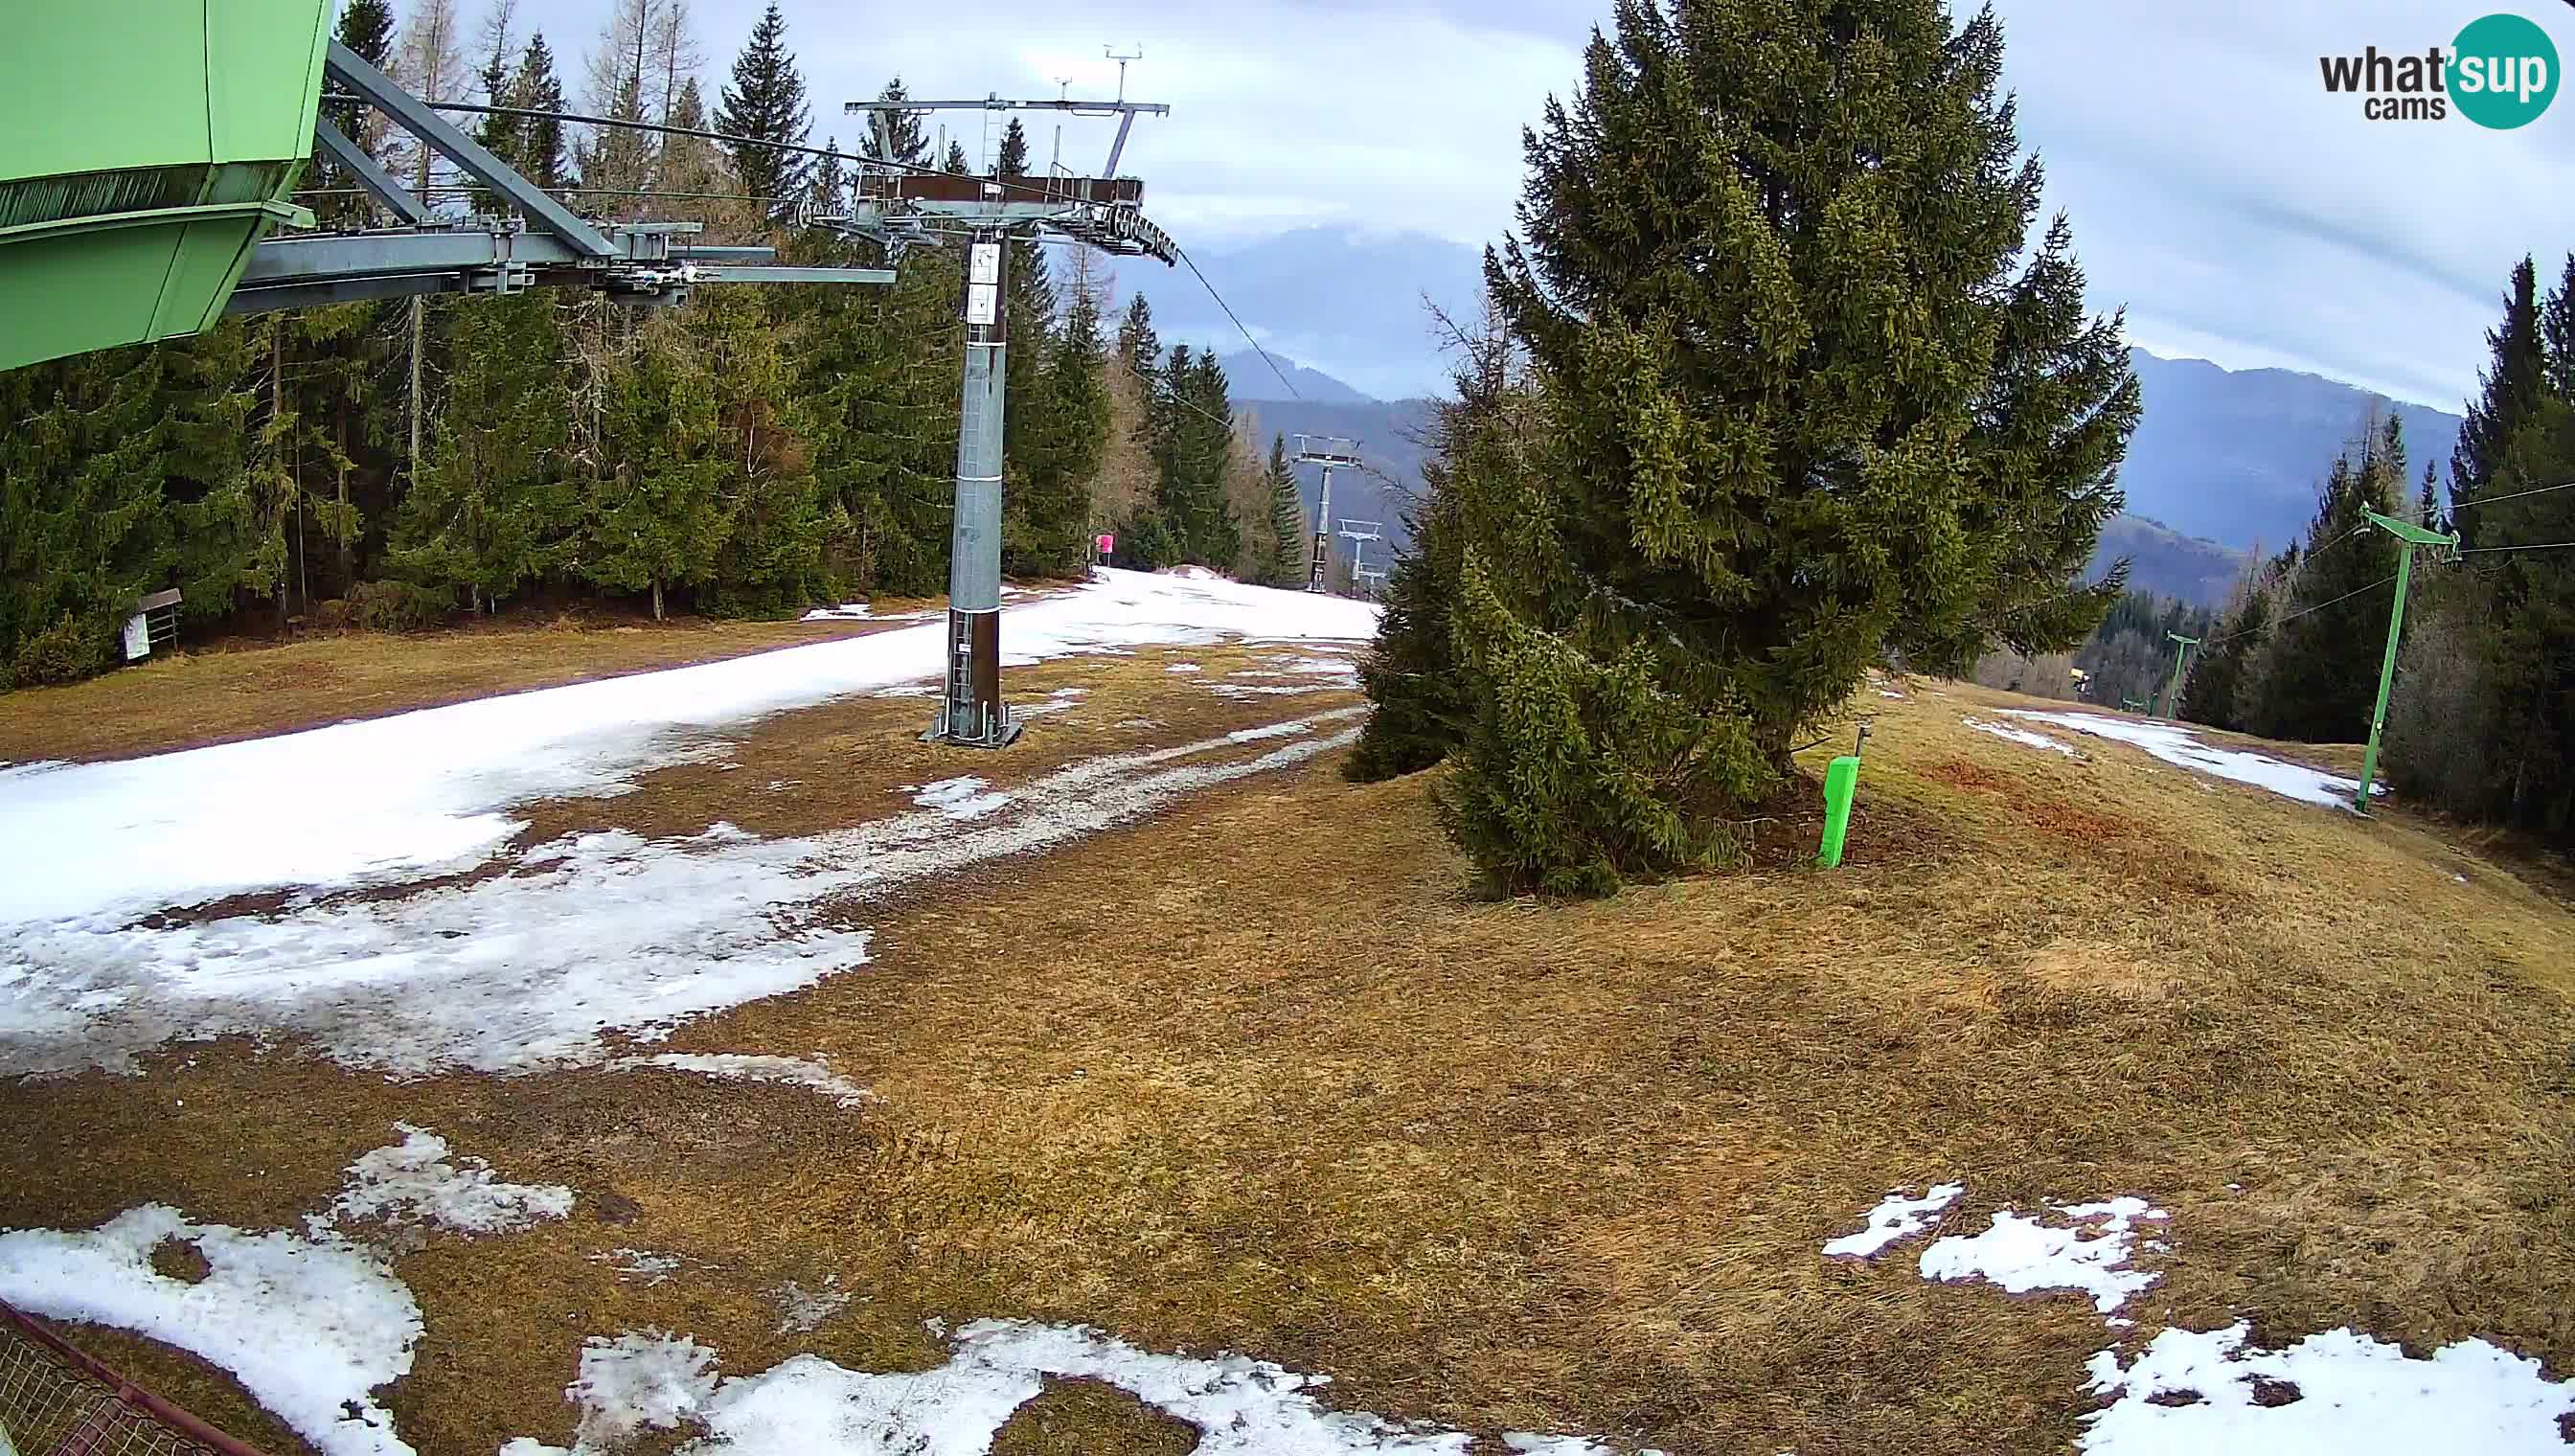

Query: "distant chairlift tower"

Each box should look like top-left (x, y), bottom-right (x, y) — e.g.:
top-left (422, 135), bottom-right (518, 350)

top-left (1334, 520), bottom-right (1382, 596)
top-left (833, 89), bottom-right (1175, 748)
top-left (1294, 435), bottom-right (1363, 593)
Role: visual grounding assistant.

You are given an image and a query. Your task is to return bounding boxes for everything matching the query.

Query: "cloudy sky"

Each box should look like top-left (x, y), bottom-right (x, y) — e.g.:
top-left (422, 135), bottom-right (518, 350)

top-left (506, 0), bottom-right (2575, 409)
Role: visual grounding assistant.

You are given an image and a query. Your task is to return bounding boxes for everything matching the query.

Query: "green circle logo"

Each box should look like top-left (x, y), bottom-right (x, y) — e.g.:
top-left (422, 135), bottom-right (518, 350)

top-left (2451, 12), bottom-right (2560, 128)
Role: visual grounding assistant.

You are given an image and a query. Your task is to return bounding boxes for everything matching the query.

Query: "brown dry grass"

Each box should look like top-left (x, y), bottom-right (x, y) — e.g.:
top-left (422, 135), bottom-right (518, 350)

top-left (5, 651), bottom-right (2574, 1455)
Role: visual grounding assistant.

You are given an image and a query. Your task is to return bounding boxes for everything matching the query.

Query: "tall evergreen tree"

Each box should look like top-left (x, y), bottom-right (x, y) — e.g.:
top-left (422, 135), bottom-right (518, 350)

top-left (2452, 256), bottom-right (2545, 548)
top-left (392, 294), bottom-right (575, 613)
top-left (591, 330), bottom-right (728, 620)
top-left (943, 140), bottom-right (971, 174)
top-left (2242, 434), bottom-right (2404, 742)
top-left (1438, 0), bottom-right (2137, 894)
top-left (861, 78), bottom-right (929, 171)
top-left (512, 34), bottom-right (573, 192)
top-left (1115, 294), bottom-right (1159, 379)
top-left (2177, 554), bottom-right (2282, 732)
top-left (1004, 281), bottom-right (1110, 577)
top-left (715, 2), bottom-right (810, 213)
top-left (310, 0), bottom-right (400, 226)
top-left (809, 136), bottom-right (846, 216)
top-left (1263, 435), bottom-right (1307, 584)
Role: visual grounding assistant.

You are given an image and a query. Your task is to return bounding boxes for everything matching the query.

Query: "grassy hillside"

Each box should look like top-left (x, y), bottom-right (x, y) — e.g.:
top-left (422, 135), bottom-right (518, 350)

top-left (4, 621), bottom-right (2570, 1453)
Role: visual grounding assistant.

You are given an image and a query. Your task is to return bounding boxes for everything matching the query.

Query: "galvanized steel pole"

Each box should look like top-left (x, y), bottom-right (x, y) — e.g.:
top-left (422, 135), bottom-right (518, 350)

top-left (929, 231), bottom-right (1020, 748)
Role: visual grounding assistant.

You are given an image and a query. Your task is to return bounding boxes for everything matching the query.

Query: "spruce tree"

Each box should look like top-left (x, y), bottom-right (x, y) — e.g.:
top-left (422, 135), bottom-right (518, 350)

top-left (716, 2), bottom-right (811, 214)
top-left (1350, 310), bottom-right (1534, 780)
top-left (692, 286), bottom-right (828, 614)
top-left (809, 136), bottom-right (846, 216)
top-left (1443, 0), bottom-right (2137, 893)
top-left (2452, 256), bottom-right (2545, 547)
top-left (310, 0), bottom-right (400, 226)
top-left (1265, 435), bottom-right (1307, 584)
top-left (862, 79), bottom-right (929, 171)
top-left (995, 121), bottom-right (1056, 480)
top-left (392, 293), bottom-right (575, 612)
top-left (2242, 438), bottom-right (2404, 742)
top-left (2176, 555), bottom-right (2281, 732)
top-left (591, 330), bottom-right (729, 620)
top-left (513, 34), bottom-right (573, 193)
top-left (1004, 280), bottom-right (1108, 577)
top-left (1116, 295), bottom-right (1159, 378)
top-left (944, 140), bottom-right (971, 174)
top-left (2477, 383), bottom-right (2575, 833)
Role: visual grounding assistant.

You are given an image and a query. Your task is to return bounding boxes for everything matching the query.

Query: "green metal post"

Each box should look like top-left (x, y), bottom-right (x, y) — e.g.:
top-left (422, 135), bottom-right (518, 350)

top-left (2161, 633), bottom-right (2199, 721)
top-left (2350, 509), bottom-right (2457, 815)
top-left (2354, 543), bottom-right (2415, 815)
top-left (1817, 755), bottom-right (1861, 869)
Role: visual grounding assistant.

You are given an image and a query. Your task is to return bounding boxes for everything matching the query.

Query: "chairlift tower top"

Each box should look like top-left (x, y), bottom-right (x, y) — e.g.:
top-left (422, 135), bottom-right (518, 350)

top-left (1293, 437), bottom-right (1363, 593)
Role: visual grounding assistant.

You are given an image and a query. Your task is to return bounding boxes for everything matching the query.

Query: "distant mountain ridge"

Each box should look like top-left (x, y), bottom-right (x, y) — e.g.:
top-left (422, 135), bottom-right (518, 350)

top-left (1169, 246), bottom-right (2458, 607)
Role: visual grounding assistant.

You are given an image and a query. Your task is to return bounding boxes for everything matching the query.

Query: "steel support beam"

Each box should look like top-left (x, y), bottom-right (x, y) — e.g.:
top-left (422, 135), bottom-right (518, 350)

top-left (927, 231), bottom-right (1019, 750)
top-left (694, 264), bottom-right (897, 284)
top-left (324, 39), bottom-right (615, 258)
top-left (312, 118), bottom-right (430, 226)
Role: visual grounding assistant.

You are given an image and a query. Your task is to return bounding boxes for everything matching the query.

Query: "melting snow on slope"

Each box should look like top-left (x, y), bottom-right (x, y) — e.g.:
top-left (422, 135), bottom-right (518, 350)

top-left (0, 568), bottom-right (1378, 933)
top-left (1999, 712), bottom-right (2373, 808)
top-left (611, 1052), bottom-right (872, 1107)
top-left (1962, 717), bottom-right (2081, 756)
top-left (321, 1123), bottom-right (573, 1236)
top-left (1822, 1183), bottom-right (1964, 1258)
top-left (0, 1207), bottom-right (422, 1456)
top-left (912, 776), bottom-right (1012, 820)
top-left (2082, 1322), bottom-right (2575, 1454)
top-left (1918, 1197), bottom-right (2169, 1314)
top-left (503, 1322), bottom-right (1666, 1456)
top-left (2, 712), bottom-right (1366, 1078)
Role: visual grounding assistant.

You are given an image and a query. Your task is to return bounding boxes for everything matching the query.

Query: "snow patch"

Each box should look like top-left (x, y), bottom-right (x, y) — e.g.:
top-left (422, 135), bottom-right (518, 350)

top-left (1963, 717), bottom-right (2081, 756)
top-left (1823, 1183), bottom-right (1963, 1259)
top-left (2081, 1321), bottom-right (2575, 1453)
top-left (801, 603), bottom-right (875, 621)
top-left (1227, 721), bottom-right (1315, 744)
top-left (503, 1317), bottom-right (1675, 1456)
top-left (0, 1207), bottom-right (422, 1456)
top-left (5, 712), bottom-right (1365, 1078)
top-left (613, 1053), bottom-right (872, 1107)
top-left (323, 1123), bottom-right (572, 1236)
top-left (1164, 663), bottom-right (1201, 673)
top-left (0, 568), bottom-right (1377, 934)
top-left (1919, 1197), bottom-right (2169, 1313)
top-left (1999, 712), bottom-right (2375, 809)
top-left (912, 777), bottom-right (1012, 820)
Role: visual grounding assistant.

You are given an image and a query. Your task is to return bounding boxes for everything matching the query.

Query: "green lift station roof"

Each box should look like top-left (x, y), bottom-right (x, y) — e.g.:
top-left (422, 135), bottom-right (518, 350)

top-left (1, 0), bottom-right (331, 372)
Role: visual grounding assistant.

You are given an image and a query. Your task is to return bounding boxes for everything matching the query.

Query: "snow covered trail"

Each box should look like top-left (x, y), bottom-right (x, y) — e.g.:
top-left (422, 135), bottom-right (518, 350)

top-left (1997, 711), bottom-right (2372, 809)
top-left (1, 711), bottom-right (1368, 1078)
top-left (0, 570), bottom-right (1378, 934)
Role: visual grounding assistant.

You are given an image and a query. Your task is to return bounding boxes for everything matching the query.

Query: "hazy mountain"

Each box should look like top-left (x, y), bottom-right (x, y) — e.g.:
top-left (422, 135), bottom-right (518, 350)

top-left (1165, 228), bottom-right (2469, 605)
top-left (1213, 350), bottom-right (1375, 404)
top-left (2120, 349), bottom-right (2462, 552)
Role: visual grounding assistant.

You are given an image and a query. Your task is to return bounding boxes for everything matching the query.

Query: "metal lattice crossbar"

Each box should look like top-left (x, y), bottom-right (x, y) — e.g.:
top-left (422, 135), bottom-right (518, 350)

top-left (0, 1299), bottom-right (266, 1456)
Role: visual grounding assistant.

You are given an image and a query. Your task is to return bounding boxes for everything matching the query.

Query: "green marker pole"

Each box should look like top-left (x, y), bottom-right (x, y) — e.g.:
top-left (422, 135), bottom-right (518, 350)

top-left (2161, 633), bottom-right (2199, 721)
top-left (1817, 755), bottom-right (1860, 869)
top-left (2354, 510), bottom-right (2457, 815)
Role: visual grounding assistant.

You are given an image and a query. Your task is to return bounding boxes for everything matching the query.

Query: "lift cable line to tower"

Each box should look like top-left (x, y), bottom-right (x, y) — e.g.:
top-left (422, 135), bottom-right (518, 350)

top-left (1171, 242), bottom-right (1304, 401)
top-left (2197, 573), bottom-right (2400, 649)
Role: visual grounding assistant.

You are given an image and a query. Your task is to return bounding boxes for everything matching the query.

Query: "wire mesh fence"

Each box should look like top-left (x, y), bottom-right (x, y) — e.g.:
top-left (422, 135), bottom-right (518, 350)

top-left (0, 1299), bottom-right (265, 1456)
